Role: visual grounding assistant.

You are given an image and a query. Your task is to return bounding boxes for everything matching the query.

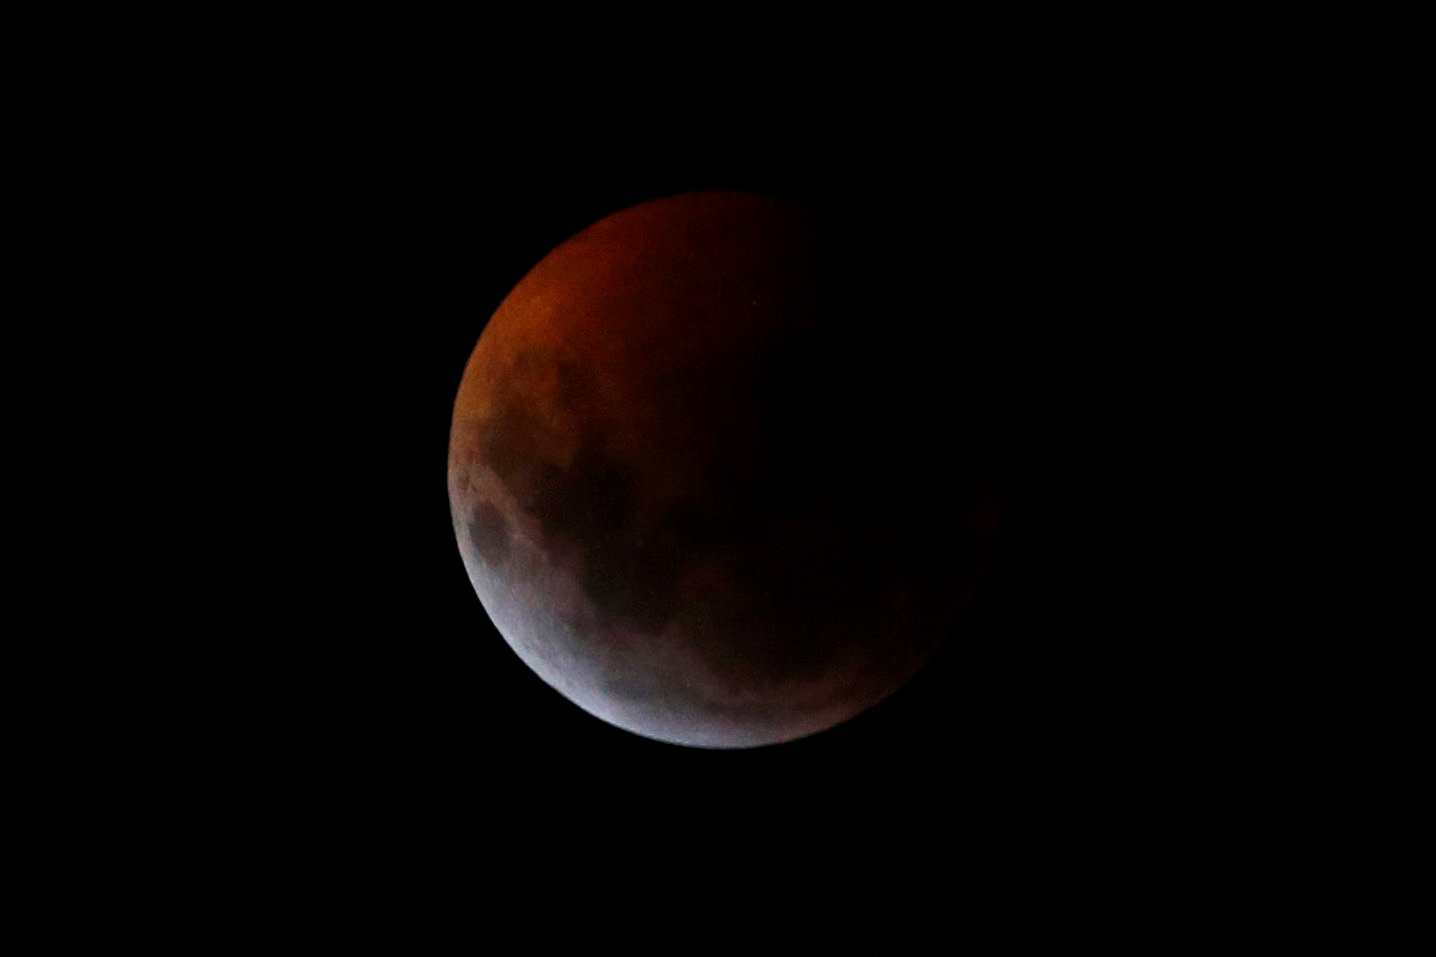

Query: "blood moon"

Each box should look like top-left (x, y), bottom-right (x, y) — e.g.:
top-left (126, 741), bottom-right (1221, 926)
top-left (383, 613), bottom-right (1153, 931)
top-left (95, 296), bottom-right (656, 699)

top-left (448, 191), bottom-right (999, 748)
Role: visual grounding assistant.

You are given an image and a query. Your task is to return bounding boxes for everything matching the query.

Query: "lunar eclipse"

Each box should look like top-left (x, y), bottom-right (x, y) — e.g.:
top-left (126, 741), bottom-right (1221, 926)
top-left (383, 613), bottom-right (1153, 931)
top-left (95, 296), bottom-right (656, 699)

top-left (448, 191), bottom-right (1001, 748)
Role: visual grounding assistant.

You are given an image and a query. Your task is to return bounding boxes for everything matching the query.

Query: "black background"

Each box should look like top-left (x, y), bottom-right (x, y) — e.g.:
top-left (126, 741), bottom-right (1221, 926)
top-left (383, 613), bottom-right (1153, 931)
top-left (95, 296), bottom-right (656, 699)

top-left (216, 83), bottom-right (1198, 860)
top-left (60, 22), bottom-right (1334, 925)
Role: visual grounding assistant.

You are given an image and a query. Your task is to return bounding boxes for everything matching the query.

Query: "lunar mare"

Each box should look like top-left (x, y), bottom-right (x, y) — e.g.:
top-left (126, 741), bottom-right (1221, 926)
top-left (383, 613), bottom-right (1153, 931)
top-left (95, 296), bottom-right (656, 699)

top-left (449, 191), bottom-right (999, 748)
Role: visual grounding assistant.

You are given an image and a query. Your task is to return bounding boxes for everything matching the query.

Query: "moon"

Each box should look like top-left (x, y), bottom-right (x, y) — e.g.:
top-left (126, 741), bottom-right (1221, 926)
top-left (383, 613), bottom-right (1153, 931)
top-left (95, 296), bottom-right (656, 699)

top-left (449, 191), bottom-right (1000, 748)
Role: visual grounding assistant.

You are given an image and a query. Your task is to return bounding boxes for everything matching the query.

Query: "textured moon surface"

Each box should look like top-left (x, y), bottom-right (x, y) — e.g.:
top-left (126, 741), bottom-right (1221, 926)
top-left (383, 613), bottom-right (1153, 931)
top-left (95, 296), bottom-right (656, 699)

top-left (449, 192), bottom-right (1000, 748)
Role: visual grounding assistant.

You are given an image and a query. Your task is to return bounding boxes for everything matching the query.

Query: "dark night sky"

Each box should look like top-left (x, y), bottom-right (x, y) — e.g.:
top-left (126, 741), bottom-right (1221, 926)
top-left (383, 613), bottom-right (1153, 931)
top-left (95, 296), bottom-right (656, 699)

top-left (70, 26), bottom-right (1304, 920)
top-left (233, 88), bottom-right (1199, 856)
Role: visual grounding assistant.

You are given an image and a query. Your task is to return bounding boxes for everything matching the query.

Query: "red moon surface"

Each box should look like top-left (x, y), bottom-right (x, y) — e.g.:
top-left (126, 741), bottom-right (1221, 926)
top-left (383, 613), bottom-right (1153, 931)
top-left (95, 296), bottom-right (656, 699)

top-left (449, 191), bottom-right (1000, 748)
